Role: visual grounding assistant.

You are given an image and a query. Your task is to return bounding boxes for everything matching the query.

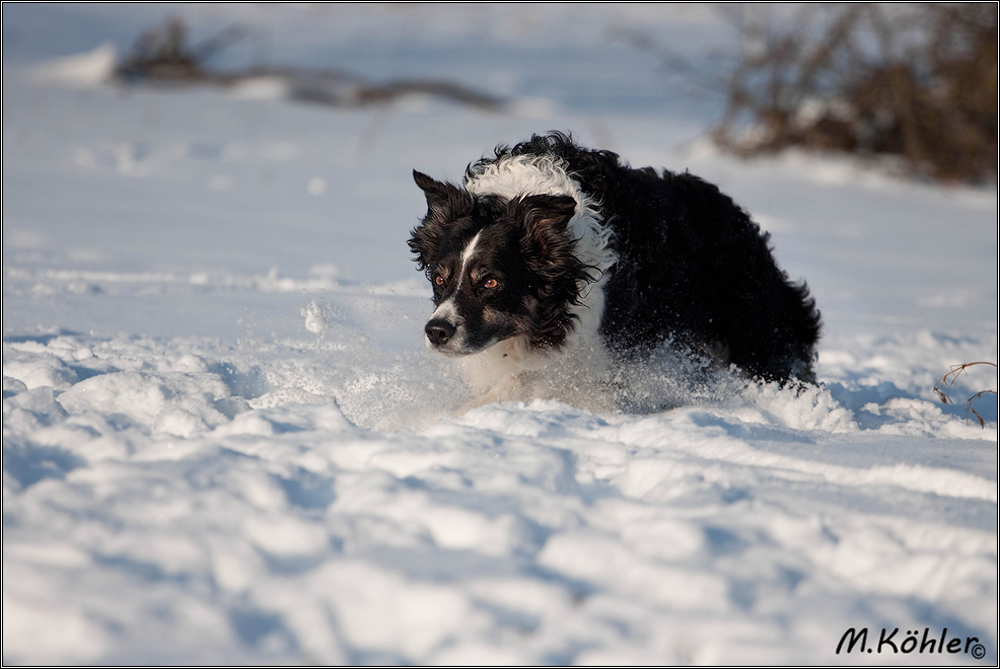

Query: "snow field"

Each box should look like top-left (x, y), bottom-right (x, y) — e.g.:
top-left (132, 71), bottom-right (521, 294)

top-left (3, 319), bottom-right (996, 664)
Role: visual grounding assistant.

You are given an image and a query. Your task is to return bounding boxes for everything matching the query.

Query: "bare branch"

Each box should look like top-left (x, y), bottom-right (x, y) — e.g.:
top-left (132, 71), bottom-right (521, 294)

top-left (933, 362), bottom-right (998, 428)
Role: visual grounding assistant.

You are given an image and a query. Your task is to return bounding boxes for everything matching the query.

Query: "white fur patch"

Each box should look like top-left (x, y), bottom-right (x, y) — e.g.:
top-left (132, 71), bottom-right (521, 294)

top-left (429, 298), bottom-right (461, 326)
top-left (456, 334), bottom-right (614, 414)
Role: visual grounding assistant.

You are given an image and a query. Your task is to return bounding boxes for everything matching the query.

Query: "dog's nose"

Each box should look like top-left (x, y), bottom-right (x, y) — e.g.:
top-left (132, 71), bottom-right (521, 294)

top-left (425, 319), bottom-right (456, 346)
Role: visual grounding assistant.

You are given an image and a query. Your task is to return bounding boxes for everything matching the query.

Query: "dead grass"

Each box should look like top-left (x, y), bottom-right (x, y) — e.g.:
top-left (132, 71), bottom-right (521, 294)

top-left (933, 362), bottom-right (998, 428)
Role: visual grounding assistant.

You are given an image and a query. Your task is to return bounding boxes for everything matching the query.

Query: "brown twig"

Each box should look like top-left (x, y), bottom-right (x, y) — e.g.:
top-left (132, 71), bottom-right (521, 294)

top-left (933, 361), bottom-right (998, 428)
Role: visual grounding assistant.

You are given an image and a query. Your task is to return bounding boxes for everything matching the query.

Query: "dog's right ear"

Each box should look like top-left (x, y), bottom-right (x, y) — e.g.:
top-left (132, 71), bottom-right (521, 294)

top-left (413, 170), bottom-right (472, 218)
top-left (413, 170), bottom-right (446, 207)
top-left (409, 171), bottom-right (473, 272)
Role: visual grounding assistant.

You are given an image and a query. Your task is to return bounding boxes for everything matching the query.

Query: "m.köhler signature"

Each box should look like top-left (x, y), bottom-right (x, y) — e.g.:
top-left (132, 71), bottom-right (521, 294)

top-left (837, 627), bottom-right (987, 659)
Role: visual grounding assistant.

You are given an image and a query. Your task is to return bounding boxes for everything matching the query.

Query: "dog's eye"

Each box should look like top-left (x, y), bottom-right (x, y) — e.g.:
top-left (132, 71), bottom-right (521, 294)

top-left (434, 275), bottom-right (445, 286)
top-left (484, 278), bottom-right (499, 289)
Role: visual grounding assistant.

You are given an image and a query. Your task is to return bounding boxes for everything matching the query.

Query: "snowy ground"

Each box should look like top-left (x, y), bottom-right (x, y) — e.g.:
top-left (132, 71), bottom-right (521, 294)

top-left (3, 5), bottom-right (997, 665)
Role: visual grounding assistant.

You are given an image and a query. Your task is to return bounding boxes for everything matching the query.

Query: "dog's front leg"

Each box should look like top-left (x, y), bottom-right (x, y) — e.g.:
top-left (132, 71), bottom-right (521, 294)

top-left (453, 373), bottom-right (526, 415)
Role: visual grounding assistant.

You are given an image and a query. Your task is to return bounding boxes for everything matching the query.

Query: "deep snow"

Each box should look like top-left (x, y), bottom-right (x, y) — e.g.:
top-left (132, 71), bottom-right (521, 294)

top-left (3, 4), bottom-right (997, 665)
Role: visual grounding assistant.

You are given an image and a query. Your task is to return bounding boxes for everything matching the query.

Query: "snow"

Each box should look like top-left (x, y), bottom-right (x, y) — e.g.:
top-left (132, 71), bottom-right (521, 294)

top-left (3, 4), bottom-right (997, 665)
top-left (28, 42), bottom-right (117, 89)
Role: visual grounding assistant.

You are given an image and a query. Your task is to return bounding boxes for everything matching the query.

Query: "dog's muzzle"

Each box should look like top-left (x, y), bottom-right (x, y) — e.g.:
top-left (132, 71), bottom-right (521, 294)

top-left (425, 318), bottom-right (457, 347)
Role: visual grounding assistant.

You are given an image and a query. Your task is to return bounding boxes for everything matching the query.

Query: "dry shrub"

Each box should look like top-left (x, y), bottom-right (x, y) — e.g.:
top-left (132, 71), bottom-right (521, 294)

top-left (714, 4), bottom-right (997, 182)
top-left (117, 17), bottom-right (246, 84)
top-left (115, 17), bottom-right (503, 111)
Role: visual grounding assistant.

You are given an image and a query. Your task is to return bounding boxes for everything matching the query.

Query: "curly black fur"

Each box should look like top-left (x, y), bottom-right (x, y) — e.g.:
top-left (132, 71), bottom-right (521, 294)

top-left (510, 193), bottom-right (593, 347)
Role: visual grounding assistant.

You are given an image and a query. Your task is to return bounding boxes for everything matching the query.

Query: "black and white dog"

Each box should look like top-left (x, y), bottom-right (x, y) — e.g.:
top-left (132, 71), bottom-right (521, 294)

top-left (409, 133), bottom-right (820, 410)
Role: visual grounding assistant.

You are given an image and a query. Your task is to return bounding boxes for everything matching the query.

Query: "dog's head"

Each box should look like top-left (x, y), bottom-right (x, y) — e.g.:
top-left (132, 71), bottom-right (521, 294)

top-left (408, 170), bottom-right (591, 356)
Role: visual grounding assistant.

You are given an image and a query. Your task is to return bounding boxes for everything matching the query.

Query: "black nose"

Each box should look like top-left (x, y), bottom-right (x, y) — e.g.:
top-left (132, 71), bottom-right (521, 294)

top-left (425, 319), bottom-right (456, 346)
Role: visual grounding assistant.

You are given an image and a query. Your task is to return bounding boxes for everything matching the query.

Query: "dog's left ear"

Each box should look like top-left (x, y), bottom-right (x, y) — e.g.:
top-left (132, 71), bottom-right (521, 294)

top-left (512, 194), bottom-right (589, 329)
top-left (512, 194), bottom-right (578, 250)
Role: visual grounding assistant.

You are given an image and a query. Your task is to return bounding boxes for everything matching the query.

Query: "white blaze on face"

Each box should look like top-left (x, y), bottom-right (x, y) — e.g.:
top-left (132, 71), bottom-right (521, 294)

top-left (429, 231), bottom-right (481, 322)
top-left (427, 231), bottom-right (482, 348)
top-left (456, 230), bottom-right (481, 291)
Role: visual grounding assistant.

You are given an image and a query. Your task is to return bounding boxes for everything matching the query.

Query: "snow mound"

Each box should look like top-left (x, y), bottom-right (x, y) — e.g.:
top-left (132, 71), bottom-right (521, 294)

top-left (30, 43), bottom-right (117, 88)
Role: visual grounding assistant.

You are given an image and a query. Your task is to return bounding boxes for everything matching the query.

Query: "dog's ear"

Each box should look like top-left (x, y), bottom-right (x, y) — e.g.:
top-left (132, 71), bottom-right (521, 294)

top-left (413, 170), bottom-right (447, 207)
top-left (512, 194), bottom-right (578, 253)
top-left (413, 170), bottom-right (471, 218)
top-left (511, 194), bottom-right (589, 342)
top-left (409, 171), bottom-right (473, 272)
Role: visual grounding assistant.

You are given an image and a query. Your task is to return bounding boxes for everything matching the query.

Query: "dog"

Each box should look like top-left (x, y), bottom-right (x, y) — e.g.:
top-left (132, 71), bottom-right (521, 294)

top-left (408, 132), bottom-right (821, 411)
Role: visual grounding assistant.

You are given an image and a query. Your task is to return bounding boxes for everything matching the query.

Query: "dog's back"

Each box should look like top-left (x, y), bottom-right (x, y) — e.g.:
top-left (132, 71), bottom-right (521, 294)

top-left (602, 167), bottom-right (820, 382)
top-left (478, 133), bottom-right (821, 383)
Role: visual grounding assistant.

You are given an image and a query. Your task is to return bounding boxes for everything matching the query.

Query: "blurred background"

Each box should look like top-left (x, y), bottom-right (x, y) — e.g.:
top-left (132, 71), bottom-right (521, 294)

top-left (8, 4), bottom-right (993, 177)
